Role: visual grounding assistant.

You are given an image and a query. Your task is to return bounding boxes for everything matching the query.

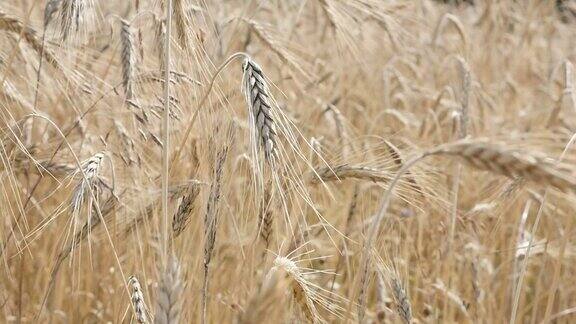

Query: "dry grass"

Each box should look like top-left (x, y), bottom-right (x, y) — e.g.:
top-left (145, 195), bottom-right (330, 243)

top-left (2, 1), bottom-right (576, 323)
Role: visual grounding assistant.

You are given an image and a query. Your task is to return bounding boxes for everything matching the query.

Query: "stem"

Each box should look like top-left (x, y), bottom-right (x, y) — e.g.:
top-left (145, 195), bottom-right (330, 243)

top-left (162, 0), bottom-right (173, 260)
top-left (202, 264), bottom-right (209, 324)
top-left (510, 192), bottom-right (546, 324)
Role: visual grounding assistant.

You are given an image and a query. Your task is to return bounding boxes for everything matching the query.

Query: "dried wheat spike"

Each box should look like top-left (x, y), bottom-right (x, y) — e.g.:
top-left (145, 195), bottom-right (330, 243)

top-left (72, 152), bottom-right (105, 215)
top-left (312, 164), bottom-right (391, 183)
top-left (154, 257), bottom-right (184, 324)
top-left (390, 277), bottom-right (412, 324)
top-left (242, 58), bottom-right (277, 162)
top-left (59, 0), bottom-right (85, 40)
top-left (120, 19), bottom-right (136, 100)
top-left (258, 188), bottom-right (273, 247)
top-left (129, 276), bottom-right (148, 323)
top-left (273, 256), bottom-right (319, 323)
top-left (172, 182), bottom-right (200, 237)
top-left (434, 142), bottom-right (576, 192)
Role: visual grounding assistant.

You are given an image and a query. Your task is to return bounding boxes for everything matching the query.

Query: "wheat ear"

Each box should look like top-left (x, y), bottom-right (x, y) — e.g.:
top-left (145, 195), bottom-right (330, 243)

top-left (273, 256), bottom-right (319, 323)
top-left (434, 142), bottom-right (576, 191)
top-left (59, 0), bottom-right (84, 41)
top-left (242, 57), bottom-right (278, 162)
top-left (120, 19), bottom-right (136, 100)
top-left (390, 276), bottom-right (412, 324)
top-left (258, 186), bottom-right (273, 248)
top-left (172, 182), bottom-right (200, 237)
top-left (154, 256), bottom-right (184, 324)
top-left (129, 276), bottom-right (148, 323)
top-left (312, 164), bottom-right (392, 183)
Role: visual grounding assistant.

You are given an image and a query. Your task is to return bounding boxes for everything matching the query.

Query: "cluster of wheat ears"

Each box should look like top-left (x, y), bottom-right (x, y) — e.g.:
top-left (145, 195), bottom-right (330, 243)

top-left (1, 0), bottom-right (576, 323)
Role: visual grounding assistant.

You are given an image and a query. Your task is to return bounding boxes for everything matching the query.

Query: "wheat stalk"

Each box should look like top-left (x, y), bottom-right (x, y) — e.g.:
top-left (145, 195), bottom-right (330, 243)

top-left (38, 186), bottom-right (118, 320)
top-left (129, 275), bottom-right (148, 323)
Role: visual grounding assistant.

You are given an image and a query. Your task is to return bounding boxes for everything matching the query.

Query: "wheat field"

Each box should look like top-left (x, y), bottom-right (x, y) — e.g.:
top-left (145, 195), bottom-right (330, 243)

top-left (1, 0), bottom-right (576, 323)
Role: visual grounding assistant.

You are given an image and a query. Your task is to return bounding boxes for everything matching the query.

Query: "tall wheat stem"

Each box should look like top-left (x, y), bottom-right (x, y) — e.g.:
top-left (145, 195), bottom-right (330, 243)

top-left (162, 0), bottom-right (173, 260)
